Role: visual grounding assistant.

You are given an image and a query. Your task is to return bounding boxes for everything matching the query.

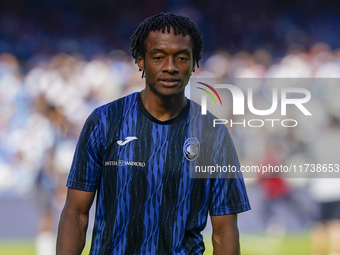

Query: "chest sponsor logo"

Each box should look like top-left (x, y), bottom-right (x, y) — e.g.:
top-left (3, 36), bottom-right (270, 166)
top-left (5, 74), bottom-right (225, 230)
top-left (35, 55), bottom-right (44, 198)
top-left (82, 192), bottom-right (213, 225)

top-left (117, 136), bottom-right (138, 146)
top-left (183, 137), bottom-right (200, 161)
top-left (105, 160), bottom-right (146, 167)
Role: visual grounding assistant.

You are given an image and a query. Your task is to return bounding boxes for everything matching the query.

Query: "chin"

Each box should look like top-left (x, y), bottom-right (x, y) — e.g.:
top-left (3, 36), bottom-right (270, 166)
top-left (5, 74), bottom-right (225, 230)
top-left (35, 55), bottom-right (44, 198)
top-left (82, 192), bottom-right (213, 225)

top-left (158, 88), bottom-right (184, 98)
top-left (149, 85), bottom-right (183, 98)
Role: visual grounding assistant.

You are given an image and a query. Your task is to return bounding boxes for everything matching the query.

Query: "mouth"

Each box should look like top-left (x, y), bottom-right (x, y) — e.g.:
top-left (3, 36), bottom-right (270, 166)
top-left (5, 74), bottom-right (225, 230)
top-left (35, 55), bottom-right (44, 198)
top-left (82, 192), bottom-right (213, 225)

top-left (158, 77), bottom-right (180, 87)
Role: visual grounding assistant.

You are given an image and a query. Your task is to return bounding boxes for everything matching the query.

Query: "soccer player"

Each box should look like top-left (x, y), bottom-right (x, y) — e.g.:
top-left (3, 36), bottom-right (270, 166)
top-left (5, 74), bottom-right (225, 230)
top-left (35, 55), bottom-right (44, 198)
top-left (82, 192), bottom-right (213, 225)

top-left (56, 13), bottom-right (250, 255)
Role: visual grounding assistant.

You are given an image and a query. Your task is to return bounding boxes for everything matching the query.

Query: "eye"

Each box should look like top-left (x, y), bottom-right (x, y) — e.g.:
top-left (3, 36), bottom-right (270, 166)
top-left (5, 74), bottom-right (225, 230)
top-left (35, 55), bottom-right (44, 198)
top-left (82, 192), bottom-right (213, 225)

top-left (153, 56), bottom-right (163, 60)
top-left (178, 57), bottom-right (188, 61)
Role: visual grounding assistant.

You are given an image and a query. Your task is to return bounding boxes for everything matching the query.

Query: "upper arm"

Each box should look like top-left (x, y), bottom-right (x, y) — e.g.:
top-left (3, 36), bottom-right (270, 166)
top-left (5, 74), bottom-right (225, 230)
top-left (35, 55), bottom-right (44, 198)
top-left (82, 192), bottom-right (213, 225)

top-left (63, 188), bottom-right (96, 215)
top-left (211, 214), bottom-right (240, 255)
top-left (57, 189), bottom-right (95, 255)
top-left (67, 110), bottom-right (105, 192)
top-left (211, 214), bottom-right (238, 235)
top-left (209, 127), bottom-right (251, 216)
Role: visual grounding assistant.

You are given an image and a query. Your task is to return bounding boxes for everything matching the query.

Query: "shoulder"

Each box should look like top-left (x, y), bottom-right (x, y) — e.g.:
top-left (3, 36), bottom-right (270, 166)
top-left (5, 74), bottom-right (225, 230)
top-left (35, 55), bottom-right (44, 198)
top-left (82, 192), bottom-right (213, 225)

top-left (188, 99), bottom-right (230, 136)
top-left (93, 92), bottom-right (139, 118)
top-left (92, 92), bottom-right (139, 121)
top-left (82, 92), bottom-right (140, 137)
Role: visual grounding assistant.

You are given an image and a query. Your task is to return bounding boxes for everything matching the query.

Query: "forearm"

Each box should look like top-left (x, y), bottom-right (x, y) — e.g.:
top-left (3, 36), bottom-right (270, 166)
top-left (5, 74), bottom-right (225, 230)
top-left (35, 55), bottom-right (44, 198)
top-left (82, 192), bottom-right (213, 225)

top-left (56, 209), bottom-right (89, 255)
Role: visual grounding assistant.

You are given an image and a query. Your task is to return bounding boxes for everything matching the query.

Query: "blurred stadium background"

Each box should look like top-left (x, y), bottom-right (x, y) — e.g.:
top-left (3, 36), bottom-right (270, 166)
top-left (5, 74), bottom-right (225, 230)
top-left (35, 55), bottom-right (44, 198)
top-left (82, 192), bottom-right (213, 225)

top-left (1, 0), bottom-right (340, 254)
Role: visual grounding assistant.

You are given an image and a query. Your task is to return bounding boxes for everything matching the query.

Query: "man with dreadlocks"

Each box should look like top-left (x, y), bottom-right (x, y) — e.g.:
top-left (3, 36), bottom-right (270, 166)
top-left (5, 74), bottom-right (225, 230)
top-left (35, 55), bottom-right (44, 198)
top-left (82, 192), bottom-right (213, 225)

top-left (57, 13), bottom-right (250, 255)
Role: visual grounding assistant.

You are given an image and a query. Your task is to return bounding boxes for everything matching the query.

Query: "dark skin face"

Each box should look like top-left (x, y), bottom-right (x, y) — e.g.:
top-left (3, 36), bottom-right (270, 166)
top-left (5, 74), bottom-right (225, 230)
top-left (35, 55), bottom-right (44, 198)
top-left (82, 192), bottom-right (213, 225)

top-left (137, 28), bottom-right (194, 121)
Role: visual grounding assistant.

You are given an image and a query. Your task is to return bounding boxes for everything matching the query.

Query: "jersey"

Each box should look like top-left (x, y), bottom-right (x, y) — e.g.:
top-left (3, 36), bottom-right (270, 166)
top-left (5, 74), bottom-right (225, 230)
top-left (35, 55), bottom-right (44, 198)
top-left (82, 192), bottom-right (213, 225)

top-left (67, 92), bottom-right (250, 255)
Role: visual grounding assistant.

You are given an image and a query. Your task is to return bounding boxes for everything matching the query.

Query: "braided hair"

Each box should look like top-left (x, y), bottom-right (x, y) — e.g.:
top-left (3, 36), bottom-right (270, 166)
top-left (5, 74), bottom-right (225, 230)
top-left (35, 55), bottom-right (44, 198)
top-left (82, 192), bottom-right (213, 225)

top-left (130, 13), bottom-right (203, 76)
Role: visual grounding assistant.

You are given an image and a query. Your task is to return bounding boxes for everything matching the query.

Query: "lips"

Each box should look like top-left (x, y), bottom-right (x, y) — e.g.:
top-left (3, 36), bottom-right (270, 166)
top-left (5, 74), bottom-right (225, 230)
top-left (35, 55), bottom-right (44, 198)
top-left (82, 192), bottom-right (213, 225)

top-left (158, 77), bottom-right (180, 87)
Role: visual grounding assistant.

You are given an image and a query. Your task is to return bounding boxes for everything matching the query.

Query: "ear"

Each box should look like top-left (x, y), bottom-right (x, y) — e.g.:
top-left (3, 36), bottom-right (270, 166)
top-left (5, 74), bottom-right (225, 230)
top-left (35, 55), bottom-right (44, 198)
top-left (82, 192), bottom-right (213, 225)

top-left (137, 55), bottom-right (144, 71)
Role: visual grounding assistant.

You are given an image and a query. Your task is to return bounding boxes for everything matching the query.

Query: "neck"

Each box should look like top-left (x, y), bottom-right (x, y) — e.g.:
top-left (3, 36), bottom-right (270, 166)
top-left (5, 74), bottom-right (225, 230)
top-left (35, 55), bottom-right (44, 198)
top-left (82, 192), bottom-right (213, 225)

top-left (141, 90), bottom-right (187, 122)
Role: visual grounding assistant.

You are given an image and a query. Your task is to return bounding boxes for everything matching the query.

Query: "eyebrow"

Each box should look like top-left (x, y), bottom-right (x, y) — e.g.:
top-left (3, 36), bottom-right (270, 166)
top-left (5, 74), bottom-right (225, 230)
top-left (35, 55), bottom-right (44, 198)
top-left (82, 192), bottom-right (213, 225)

top-left (149, 47), bottom-right (191, 55)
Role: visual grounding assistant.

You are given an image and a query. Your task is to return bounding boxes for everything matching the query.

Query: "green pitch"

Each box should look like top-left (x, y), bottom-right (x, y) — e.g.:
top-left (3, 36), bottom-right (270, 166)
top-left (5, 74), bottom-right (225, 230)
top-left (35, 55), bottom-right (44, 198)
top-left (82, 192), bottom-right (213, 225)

top-left (0, 233), bottom-right (311, 255)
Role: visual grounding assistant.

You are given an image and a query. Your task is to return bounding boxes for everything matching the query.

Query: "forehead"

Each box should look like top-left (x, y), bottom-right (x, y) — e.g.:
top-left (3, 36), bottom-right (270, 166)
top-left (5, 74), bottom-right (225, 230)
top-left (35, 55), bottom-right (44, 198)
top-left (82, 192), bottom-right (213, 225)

top-left (144, 28), bottom-right (193, 53)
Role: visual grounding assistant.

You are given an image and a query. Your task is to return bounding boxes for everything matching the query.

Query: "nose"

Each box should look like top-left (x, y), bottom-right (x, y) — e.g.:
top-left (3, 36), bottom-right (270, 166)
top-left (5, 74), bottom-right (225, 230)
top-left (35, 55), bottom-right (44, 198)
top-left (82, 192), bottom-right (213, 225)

top-left (162, 57), bottom-right (178, 73)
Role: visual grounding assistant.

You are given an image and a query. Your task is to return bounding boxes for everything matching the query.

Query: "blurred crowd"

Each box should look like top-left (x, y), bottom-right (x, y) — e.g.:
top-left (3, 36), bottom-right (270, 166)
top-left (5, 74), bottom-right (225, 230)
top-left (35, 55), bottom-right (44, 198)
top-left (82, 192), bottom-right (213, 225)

top-left (0, 49), bottom-right (143, 198)
top-left (0, 42), bottom-right (340, 198)
top-left (1, 1), bottom-right (340, 60)
top-left (1, 41), bottom-right (340, 254)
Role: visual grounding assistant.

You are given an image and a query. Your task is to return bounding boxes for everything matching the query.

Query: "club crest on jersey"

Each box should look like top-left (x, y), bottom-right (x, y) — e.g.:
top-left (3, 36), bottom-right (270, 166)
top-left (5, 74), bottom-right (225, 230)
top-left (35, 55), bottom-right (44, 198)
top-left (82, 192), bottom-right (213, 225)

top-left (183, 137), bottom-right (200, 161)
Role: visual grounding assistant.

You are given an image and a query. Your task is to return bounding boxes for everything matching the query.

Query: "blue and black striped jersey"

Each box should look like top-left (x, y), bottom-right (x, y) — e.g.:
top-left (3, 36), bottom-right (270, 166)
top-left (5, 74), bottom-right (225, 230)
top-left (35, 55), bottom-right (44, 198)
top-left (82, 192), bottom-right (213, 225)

top-left (67, 92), bottom-right (250, 255)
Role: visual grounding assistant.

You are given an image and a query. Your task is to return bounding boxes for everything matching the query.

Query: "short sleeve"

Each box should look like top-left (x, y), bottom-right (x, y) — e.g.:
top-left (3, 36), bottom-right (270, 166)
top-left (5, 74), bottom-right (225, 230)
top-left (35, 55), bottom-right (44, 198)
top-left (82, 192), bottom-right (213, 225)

top-left (209, 178), bottom-right (251, 216)
top-left (209, 129), bottom-right (251, 216)
top-left (67, 110), bottom-right (105, 191)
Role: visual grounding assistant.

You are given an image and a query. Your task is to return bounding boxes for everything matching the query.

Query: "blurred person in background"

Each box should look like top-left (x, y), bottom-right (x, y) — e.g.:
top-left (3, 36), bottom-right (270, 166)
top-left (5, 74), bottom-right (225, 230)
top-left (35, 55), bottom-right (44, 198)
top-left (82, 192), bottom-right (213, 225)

top-left (257, 140), bottom-right (308, 236)
top-left (309, 116), bottom-right (340, 255)
top-left (33, 94), bottom-right (73, 255)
